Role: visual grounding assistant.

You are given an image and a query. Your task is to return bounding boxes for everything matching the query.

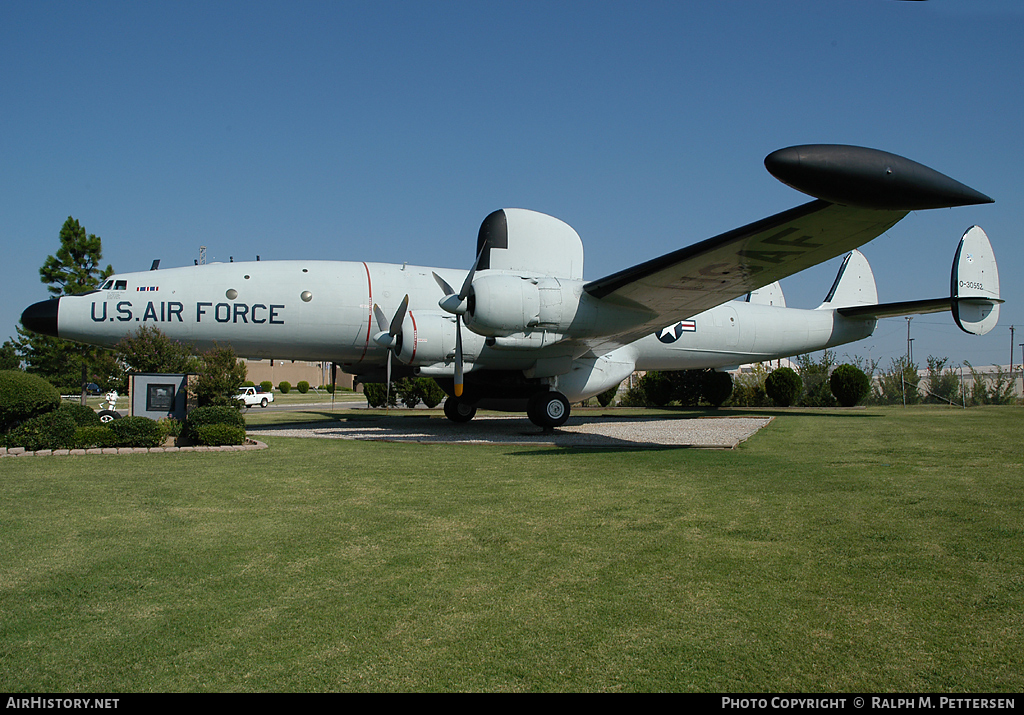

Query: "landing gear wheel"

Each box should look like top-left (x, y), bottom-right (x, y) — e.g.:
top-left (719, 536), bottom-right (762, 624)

top-left (98, 410), bottom-right (121, 423)
top-left (443, 397), bottom-right (477, 423)
top-left (527, 391), bottom-right (571, 429)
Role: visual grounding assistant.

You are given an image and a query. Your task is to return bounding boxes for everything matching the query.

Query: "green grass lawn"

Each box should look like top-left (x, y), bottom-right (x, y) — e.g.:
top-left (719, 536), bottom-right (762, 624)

top-left (1, 407), bottom-right (1021, 692)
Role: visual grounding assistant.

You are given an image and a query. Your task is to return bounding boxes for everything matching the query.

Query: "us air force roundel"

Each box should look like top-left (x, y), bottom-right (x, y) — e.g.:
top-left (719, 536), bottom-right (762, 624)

top-left (656, 320), bottom-right (696, 344)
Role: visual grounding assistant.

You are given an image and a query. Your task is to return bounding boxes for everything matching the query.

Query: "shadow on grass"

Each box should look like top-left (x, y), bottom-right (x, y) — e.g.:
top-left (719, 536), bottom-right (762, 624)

top-left (246, 408), bottom-right (779, 453)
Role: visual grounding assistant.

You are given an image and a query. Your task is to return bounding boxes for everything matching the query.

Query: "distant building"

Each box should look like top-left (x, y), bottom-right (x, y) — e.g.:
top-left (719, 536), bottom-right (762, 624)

top-left (241, 359), bottom-right (356, 391)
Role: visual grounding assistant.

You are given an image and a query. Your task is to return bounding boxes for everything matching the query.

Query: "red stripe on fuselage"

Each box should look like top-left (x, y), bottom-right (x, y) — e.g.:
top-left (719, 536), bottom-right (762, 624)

top-left (409, 311), bottom-right (417, 363)
top-left (358, 262), bottom-right (372, 362)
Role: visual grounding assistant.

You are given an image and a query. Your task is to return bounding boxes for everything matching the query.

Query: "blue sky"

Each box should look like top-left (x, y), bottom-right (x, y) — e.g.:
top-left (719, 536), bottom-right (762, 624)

top-left (3, 1), bottom-right (1022, 370)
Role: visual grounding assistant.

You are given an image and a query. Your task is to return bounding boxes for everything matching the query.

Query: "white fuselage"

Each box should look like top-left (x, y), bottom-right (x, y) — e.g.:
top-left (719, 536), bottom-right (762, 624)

top-left (54, 259), bottom-right (876, 402)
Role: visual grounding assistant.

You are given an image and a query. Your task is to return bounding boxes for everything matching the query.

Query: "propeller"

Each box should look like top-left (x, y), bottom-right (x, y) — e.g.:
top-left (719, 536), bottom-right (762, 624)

top-left (372, 294), bottom-right (409, 406)
top-left (432, 246), bottom-right (484, 398)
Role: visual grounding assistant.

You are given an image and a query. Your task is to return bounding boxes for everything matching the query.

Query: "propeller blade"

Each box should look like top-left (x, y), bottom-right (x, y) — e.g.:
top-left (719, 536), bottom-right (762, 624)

top-left (372, 304), bottom-right (390, 334)
top-left (390, 294), bottom-right (409, 337)
top-left (385, 350), bottom-right (393, 409)
top-left (454, 316), bottom-right (464, 397)
top-left (458, 245), bottom-right (486, 301)
top-left (432, 271), bottom-right (456, 297)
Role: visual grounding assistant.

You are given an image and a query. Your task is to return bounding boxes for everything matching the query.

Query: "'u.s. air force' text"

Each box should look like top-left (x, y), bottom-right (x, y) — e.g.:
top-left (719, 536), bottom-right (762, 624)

top-left (90, 301), bottom-right (285, 325)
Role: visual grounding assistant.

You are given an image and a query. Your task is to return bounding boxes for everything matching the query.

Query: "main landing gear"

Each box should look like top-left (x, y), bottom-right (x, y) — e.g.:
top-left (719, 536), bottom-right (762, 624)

top-left (442, 391), bottom-right (571, 429)
top-left (443, 397), bottom-right (477, 423)
top-left (527, 391), bottom-right (570, 429)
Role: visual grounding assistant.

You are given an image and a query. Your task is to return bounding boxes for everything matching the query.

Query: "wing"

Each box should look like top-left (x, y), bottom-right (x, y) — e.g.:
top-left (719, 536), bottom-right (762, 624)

top-left (579, 145), bottom-right (993, 354)
top-left (581, 201), bottom-right (906, 352)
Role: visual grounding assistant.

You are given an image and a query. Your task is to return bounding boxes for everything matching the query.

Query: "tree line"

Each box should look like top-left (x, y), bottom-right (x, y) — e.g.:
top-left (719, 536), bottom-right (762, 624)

top-left (620, 351), bottom-right (1019, 409)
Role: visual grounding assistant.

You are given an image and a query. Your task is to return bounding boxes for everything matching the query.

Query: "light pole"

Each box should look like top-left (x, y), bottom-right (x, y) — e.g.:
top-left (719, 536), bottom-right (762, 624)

top-left (906, 317), bottom-right (913, 362)
top-left (1011, 325), bottom-right (1015, 374)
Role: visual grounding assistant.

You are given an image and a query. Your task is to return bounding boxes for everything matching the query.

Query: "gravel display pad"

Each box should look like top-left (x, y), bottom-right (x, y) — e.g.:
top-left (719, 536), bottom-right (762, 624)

top-left (249, 415), bottom-right (773, 449)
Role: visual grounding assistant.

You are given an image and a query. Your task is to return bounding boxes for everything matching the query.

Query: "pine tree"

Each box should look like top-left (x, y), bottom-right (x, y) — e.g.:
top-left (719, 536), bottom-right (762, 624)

top-left (16, 217), bottom-right (115, 395)
top-left (39, 217), bottom-right (113, 295)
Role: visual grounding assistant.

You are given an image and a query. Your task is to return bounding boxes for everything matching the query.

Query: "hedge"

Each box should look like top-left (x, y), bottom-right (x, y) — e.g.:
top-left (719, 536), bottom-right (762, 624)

top-left (185, 405), bottom-right (246, 443)
top-left (58, 402), bottom-right (103, 427)
top-left (194, 424), bottom-right (247, 446)
top-left (74, 426), bottom-right (119, 449)
top-left (4, 409), bottom-right (78, 450)
top-left (107, 416), bottom-right (165, 448)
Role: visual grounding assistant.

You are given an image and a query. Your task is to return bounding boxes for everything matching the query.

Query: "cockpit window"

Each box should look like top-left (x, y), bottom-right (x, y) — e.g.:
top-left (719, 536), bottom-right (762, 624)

top-left (114, 280), bottom-right (127, 290)
top-left (101, 280), bottom-right (114, 290)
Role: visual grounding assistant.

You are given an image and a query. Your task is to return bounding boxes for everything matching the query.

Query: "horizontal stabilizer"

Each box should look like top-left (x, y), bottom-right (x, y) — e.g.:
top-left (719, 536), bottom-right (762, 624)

top-left (838, 297), bottom-right (951, 320)
top-left (836, 226), bottom-right (1001, 336)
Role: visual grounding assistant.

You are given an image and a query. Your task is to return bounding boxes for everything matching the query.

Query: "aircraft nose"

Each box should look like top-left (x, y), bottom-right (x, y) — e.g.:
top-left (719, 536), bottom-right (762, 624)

top-left (20, 298), bottom-right (60, 337)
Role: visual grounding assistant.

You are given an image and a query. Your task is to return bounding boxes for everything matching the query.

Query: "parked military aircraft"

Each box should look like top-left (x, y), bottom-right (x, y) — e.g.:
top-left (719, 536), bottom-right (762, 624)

top-left (21, 145), bottom-right (1000, 428)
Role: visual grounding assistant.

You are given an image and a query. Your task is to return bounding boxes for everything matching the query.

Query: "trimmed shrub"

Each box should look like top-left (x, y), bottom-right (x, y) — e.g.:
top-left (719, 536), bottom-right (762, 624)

top-left (363, 382), bottom-right (393, 408)
top-left (765, 367), bottom-right (803, 407)
top-left (0, 370), bottom-right (61, 430)
top-left (278, 381), bottom-right (291, 394)
top-left (637, 371), bottom-right (673, 407)
top-left (393, 377), bottom-right (445, 408)
top-left (260, 381), bottom-right (273, 393)
top-left (296, 380), bottom-right (309, 394)
top-left (324, 383), bottom-right (335, 394)
top-left (617, 386), bottom-right (647, 407)
top-left (596, 383), bottom-right (620, 407)
top-left (158, 417), bottom-right (183, 439)
top-left (830, 364), bottom-right (871, 407)
top-left (194, 423), bottom-right (247, 446)
top-left (58, 402), bottom-right (102, 427)
top-left (75, 426), bottom-right (119, 449)
top-left (185, 405), bottom-right (246, 443)
top-left (6, 409), bottom-right (78, 450)
top-left (701, 370), bottom-right (734, 407)
top-left (394, 378), bottom-right (421, 408)
top-left (107, 416), bottom-right (164, 448)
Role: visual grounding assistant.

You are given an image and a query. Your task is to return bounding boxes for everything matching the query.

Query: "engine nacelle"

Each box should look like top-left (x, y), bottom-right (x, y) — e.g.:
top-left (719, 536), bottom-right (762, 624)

top-left (394, 312), bottom-right (458, 365)
top-left (465, 273), bottom-right (584, 337)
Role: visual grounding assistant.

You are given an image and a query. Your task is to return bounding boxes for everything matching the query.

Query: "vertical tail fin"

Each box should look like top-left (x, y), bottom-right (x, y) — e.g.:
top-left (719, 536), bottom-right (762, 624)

top-left (745, 281), bottom-right (786, 307)
top-left (951, 226), bottom-right (1000, 335)
top-left (816, 249), bottom-right (878, 310)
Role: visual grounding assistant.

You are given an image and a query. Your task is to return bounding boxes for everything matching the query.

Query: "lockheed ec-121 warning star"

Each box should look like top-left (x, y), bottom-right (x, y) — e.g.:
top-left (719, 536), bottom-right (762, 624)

top-left (21, 145), bottom-right (1001, 428)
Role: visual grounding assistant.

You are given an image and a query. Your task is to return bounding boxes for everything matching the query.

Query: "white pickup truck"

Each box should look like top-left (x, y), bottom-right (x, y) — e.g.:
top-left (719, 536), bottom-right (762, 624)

top-left (236, 386), bottom-right (273, 408)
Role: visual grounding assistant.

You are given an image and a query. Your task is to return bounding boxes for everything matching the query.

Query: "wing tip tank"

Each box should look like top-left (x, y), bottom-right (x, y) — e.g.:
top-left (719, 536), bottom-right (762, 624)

top-left (765, 144), bottom-right (993, 211)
